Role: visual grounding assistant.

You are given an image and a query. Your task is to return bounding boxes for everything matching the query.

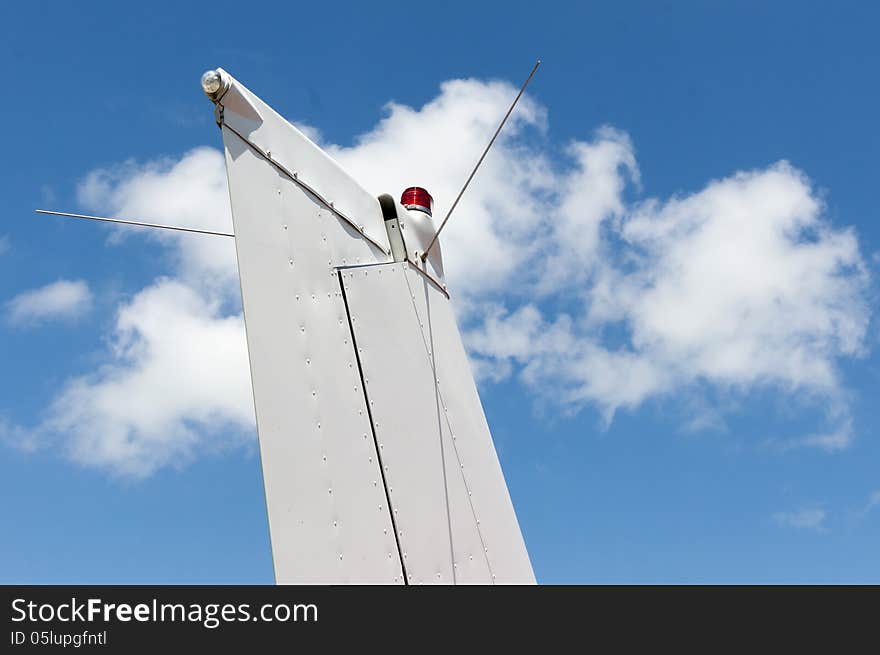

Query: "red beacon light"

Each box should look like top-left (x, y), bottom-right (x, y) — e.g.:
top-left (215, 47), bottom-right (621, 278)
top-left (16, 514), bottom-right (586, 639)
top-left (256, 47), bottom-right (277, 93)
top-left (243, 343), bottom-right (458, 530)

top-left (400, 187), bottom-right (433, 217)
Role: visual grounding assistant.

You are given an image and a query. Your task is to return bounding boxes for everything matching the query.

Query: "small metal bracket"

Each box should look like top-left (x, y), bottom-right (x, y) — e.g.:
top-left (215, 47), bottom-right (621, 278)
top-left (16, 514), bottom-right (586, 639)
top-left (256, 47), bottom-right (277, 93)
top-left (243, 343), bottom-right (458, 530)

top-left (214, 104), bottom-right (224, 127)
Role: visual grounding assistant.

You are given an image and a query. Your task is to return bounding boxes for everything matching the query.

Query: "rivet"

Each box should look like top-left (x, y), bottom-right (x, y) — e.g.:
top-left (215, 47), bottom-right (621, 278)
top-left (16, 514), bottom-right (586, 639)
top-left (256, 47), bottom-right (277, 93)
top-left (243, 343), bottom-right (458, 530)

top-left (282, 224), bottom-right (287, 230)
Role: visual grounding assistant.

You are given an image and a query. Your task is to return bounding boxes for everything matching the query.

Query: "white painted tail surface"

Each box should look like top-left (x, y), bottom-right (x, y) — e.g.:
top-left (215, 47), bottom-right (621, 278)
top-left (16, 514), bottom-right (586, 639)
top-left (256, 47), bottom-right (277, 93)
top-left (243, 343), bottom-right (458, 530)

top-left (215, 70), bottom-right (534, 584)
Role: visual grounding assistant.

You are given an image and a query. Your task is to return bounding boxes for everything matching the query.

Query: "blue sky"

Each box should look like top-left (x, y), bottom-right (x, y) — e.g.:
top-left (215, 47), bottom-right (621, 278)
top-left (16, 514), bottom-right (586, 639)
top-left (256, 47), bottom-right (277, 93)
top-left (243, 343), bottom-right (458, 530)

top-left (1, 1), bottom-right (878, 583)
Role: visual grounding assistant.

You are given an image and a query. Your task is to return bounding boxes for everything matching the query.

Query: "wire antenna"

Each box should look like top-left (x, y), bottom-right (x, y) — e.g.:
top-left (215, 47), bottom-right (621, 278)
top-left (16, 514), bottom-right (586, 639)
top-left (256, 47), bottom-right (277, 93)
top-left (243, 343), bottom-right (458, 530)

top-left (34, 209), bottom-right (234, 238)
top-left (420, 59), bottom-right (541, 262)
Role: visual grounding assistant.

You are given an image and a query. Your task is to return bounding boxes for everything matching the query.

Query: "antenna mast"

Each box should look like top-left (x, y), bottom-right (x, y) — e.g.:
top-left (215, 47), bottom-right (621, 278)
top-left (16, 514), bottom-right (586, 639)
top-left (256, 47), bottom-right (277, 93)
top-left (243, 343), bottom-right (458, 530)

top-left (421, 59), bottom-right (541, 262)
top-left (34, 209), bottom-right (234, 238)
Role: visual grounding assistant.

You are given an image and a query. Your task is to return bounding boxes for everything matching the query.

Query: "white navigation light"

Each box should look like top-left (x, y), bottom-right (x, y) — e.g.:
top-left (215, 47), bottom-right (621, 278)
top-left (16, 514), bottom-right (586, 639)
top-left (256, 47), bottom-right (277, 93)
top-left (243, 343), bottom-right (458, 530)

top-left (200, 69), bottom-right (224, 97)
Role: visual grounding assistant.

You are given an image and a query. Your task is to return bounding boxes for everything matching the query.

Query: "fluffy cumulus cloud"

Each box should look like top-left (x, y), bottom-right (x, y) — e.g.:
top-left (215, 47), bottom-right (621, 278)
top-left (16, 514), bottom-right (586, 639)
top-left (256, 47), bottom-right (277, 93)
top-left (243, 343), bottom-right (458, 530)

top-left (71, 149), bottom-right (250, 476)
top-left (3, 151), bottom-right (250, 478)
top-left (463, 162), bottom-right (869, 428)
top-left (3, 76), bottom-right (871, 477)
top-left (6, 279), bottom-right (93, 326)
top-left (39, 279), bottom-right (254, 477)
top-left (76, 147), bottom-right (236, 291)
top-left (330, 80), bottom-right (869, 441)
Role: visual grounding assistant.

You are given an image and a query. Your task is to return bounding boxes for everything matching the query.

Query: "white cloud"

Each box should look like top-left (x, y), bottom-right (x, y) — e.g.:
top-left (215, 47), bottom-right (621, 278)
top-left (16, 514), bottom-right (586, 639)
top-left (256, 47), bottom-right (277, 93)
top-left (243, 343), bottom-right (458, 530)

top-left (37, 279), bottom-right (254, 478)
top-left (6, 279), bottom-right (93, 326)
top-left (330, 83), bottom-right (868, 436)
top-left (327, 78), bottom-right (554, 296)
top-left (462, 162), bottom-right (869, 429)
top-left (773, 507), bottom-right (827, 531)
top-left (77, 146), bottom-right (237, 295)
top-left (3, 150), bottom-right (250, 478)
top-left (293, 121), bottom-right (323, 145)
top-left (3, 76), bottom-right (872, 477)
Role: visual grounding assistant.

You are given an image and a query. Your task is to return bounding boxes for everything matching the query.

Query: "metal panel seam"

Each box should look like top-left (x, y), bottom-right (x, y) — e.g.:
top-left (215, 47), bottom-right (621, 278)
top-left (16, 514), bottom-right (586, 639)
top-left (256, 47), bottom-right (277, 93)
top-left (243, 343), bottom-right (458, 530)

top-left (402, 269), bottom-right (495, 582)
top-left (404, 257), bottom-right (450, 298)
top-left (336, 260), bottom-right (450, 299)
top-left (337, 270), bottom-right (409, 584)
top-left (222, 122), bottom-right (390, 255)
top-left (424, 283), bottom-right (459, 585)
